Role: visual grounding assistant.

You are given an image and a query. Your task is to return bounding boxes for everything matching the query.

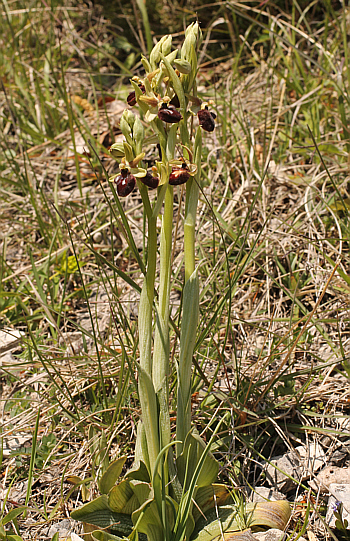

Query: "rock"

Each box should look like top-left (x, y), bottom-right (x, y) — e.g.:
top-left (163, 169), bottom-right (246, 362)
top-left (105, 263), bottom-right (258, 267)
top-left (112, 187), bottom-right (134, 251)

top-left (250, 487), bottom-right (286, 502)
top-left (296, 443), bottom-right (326, 473)
top-left (265, 443), bottom-right (326, 493)
top-left (48, 519), bottom-right (73, 539)
top-left (252, 529), bottom-right (306, 541)
top-left (0, 328), bottom-right (24, 353)
top-left (326, 483), bottom-right (350, 529)
top-left (310, 466), bottom-right (350, 493)
top-left (225, 530), bottom-right (256, 540)
top-left (330, 445), bottom-right (349, 466)
top-left (265, 453), bottom-right (301, 493)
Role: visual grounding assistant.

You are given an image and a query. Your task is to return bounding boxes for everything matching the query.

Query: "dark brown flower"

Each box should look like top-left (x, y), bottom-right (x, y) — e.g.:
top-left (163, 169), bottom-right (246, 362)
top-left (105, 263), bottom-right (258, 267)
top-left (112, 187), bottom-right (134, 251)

top-left (169, 164), bottom-right (190, 185)
top-left (140, 171), bottom-right (159, 189)
top-left (127, 84), bottom-right (145, 107)
top-left (115, 169), bottom-right (136, 196)
top-left (158, 103), bottom-right (182, 123)
top-left (197, 108), bottom-right (216, 132)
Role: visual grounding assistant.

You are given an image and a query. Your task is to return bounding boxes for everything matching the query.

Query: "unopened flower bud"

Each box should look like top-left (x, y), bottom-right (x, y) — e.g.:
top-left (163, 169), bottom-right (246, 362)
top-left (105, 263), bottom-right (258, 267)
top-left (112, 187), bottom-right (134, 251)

top-left (109, 143), bottom-right (125, 159)
top-left (174, 59), bottom-right (191, 74)
top-left (161, 35), bottom-right (172, 56)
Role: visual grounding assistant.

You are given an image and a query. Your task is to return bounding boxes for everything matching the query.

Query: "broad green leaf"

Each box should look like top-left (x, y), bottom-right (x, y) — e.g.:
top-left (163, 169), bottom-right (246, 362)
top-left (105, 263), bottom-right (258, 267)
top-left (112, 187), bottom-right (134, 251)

top-left (132, 497), bottom-right (176, 541)
top-left (176, 433), bottom-right (219, 491)
top-left (126, 460), bottom-right (150, 483)
top-left (71, 501), bottom-right (133, 537)
top-left (248, 500), bottom-right (291, 529)
top-left (99, 457), bottom-right (127, 495)
top-left (71, 495), bottom-right (110, 519)
top-left (132, 499), bottom-right (163, 541)
top-left (193, 484), bottom-right (231, 522)
top-left (191, 501), bottom-right (291, 541)
top-left (129, 479), bottom-right (152, 505)
top-left (108, 480), bottom-right (134, 512)
top-left (91, 530), bottom-right (125, 541)
top-left (2, 507), bottom-right (26, 524)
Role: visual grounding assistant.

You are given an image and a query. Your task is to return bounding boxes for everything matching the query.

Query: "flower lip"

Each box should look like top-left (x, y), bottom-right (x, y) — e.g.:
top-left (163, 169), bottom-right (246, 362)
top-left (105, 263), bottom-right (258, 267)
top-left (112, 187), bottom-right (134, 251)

top-left (197, 107), bottom-right (216, 132)
top-left (169, 163), bottom-right (191, 185)
top-left (115, 170), bottom-right (136, 196)
top-left (158, 102), bottom-right (183, 123)
top-left (127, 84), bottom-right (146, 107)
top-left (140, 171), bottom-right (159, 189)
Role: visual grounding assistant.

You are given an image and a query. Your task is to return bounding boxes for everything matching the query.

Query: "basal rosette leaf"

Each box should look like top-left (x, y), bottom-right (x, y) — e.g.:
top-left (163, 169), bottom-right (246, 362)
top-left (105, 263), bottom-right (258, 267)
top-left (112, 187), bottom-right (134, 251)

top-left (176, 432), bottom-right (219, 493)
top-left (192, 484), bottom-right (232, 523)
top-left (99, 457), bottom-right (127, 495)
top-left (132, 496), bottom-right (177, 541)
top-left (70, 495), bottom-right (134, 538)
top-left (191, 501), bottom-right (291, 541)
top-left (108, 479), bottom-right (140, 514)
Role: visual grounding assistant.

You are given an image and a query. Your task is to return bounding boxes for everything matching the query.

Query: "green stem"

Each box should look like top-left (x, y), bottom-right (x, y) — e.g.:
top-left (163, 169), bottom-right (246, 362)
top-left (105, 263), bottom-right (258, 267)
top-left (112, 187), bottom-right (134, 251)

top-left (176, 128), bottom-right (202, 456)
top-left (138, 213), bottom-right (156, 375)
top-left (137, 194), bottom-right (158, 473)
top-left (184, 128), bottom-right (202, 282)
top-left (153, 184), bottom-right (174, 452)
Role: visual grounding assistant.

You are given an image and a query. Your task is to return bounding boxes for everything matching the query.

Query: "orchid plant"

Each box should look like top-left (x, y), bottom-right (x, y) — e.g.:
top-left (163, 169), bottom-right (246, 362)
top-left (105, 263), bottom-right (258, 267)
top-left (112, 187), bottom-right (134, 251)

top-left (71, 24), bottom-right (291, 541)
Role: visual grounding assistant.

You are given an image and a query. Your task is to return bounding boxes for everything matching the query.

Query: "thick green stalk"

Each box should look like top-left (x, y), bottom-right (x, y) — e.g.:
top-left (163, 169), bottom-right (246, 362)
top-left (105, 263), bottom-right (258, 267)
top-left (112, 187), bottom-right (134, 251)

top-left (138, 213), bottom-right (157, 374)
top-left (184, 128), bottom-right (202, 282)
top-left (137, 206), bottom-right (158, 473)
top-left (176, 128), bottom-right (202, 456)
top-left (153, 184), bottom-right (174, 450)
top-left (176, 270), bottom-right (199, 457)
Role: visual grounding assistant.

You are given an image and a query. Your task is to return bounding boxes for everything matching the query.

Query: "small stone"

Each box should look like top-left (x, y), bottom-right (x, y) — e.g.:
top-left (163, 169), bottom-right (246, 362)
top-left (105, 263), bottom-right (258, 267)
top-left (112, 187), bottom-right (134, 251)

top-left (48, 519), bottom-right (73, 539)
top-left (250, 487), bottom-right (286, 502)
top-left (253, 530), bottom-right (306, 541)
top-left (310, 466), bottom-right (350, 493)
top-left (0, 328), bottom-right (24, 353)
top-left (92, 231), bottom-right (103, 243)
top-left (265, 453), bottom-right (302, 493)
top-left (265, 443), bottom-right (326, 493)
top-left (326, 483), bottom-right (350, 529)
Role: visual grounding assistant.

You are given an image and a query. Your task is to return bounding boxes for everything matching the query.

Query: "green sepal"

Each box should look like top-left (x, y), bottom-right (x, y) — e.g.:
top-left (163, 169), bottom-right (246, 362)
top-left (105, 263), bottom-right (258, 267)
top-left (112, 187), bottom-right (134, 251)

top-left (141, 54), bottom-right (151, 73)
top-left (174, 59), bottom-right (191, 74)
top-left (109, 143), bottom-right (125, 159)
top-left (123, 142), bottom-right (134, 164)
top-left (161, 34), bottom-right (172, 56)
